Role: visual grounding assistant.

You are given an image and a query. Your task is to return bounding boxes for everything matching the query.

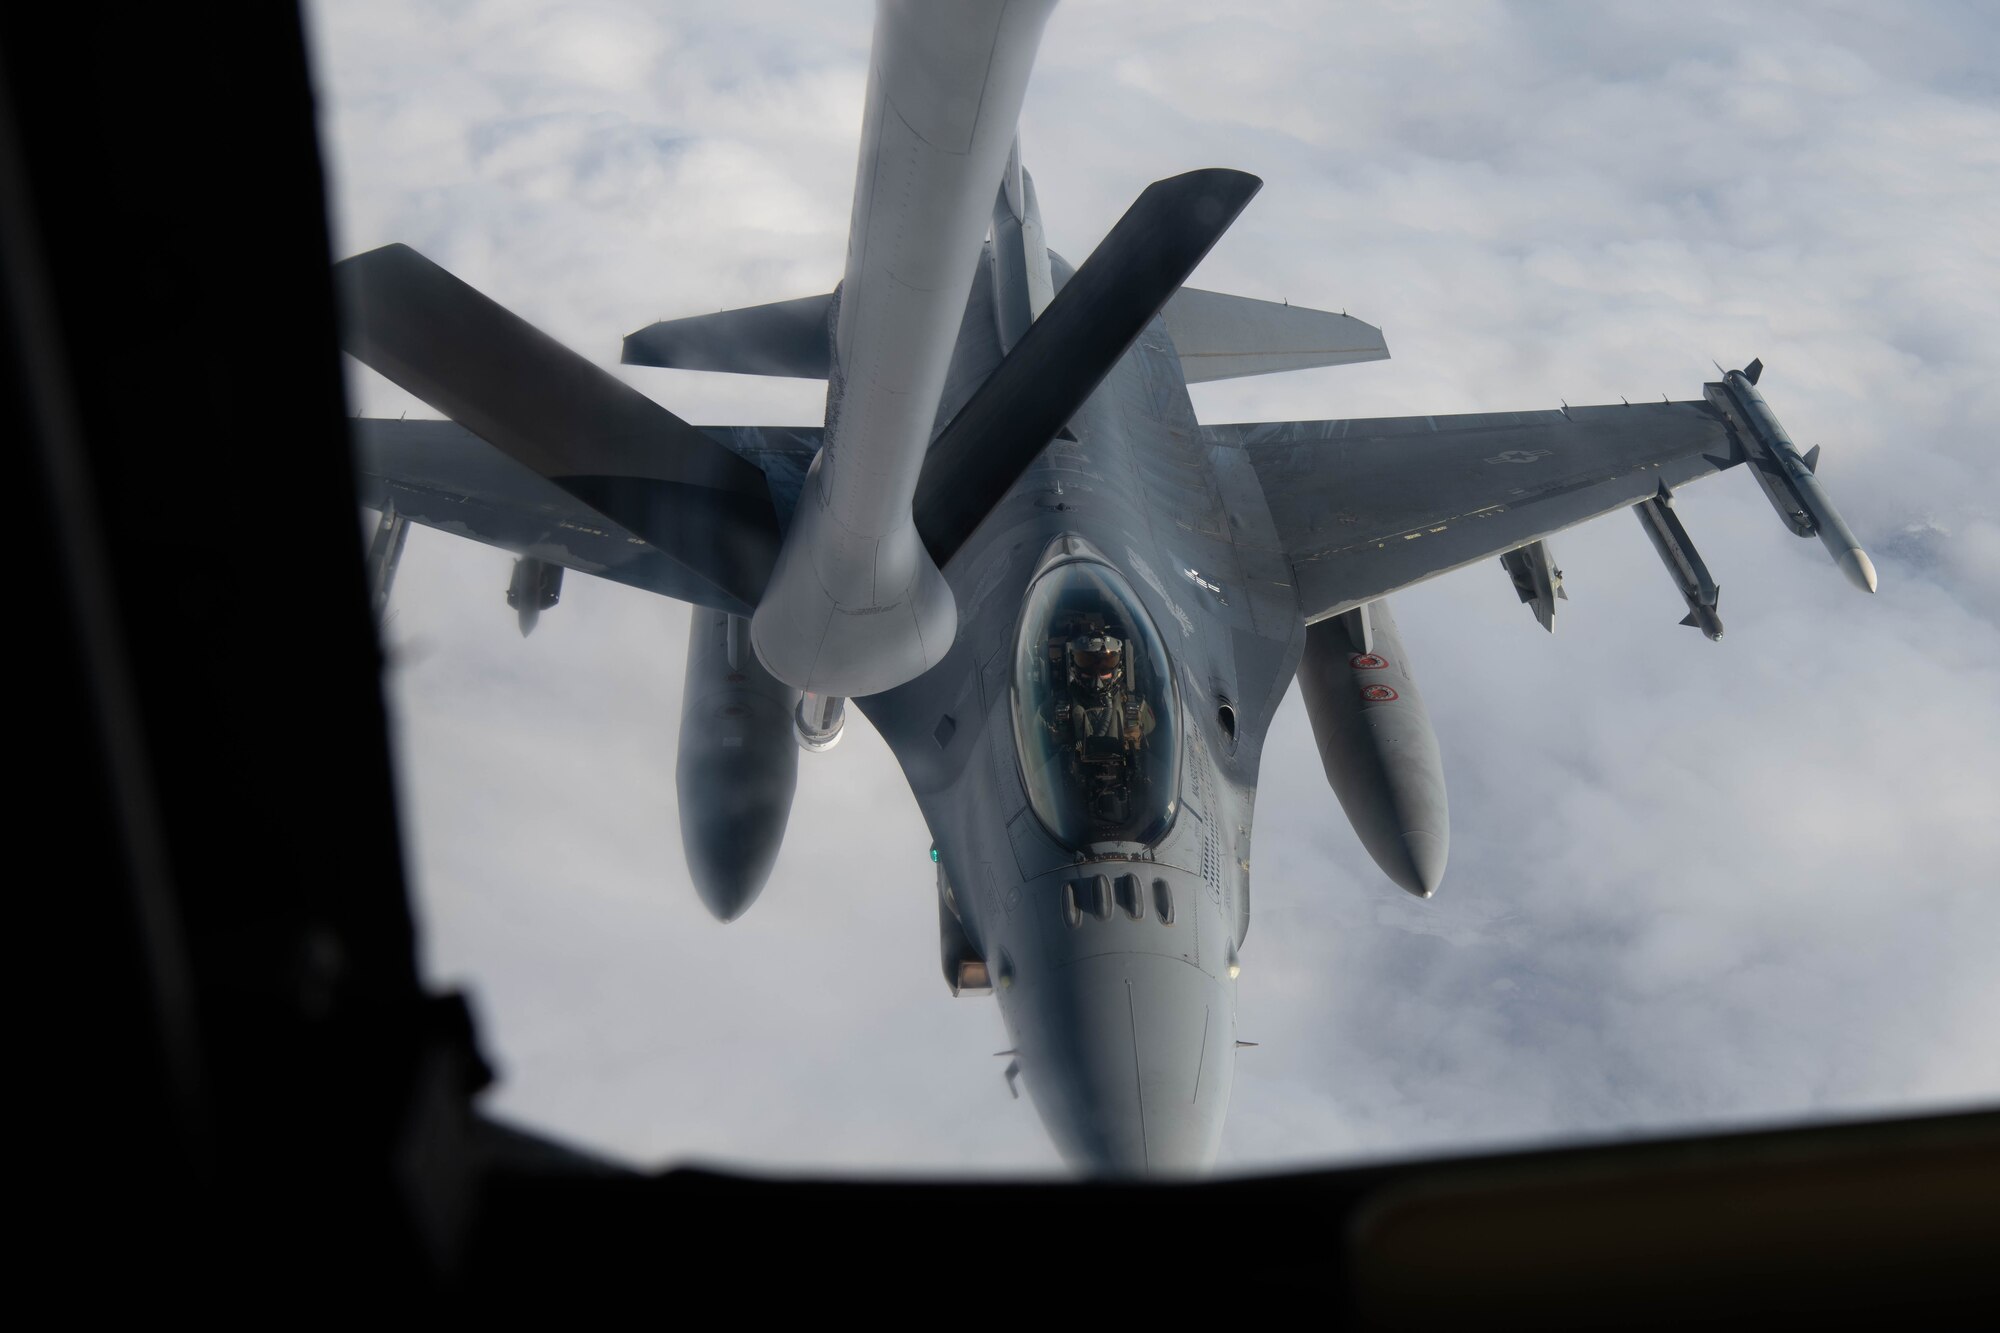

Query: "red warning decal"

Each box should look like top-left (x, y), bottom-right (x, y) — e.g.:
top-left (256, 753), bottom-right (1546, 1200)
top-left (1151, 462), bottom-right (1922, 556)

top-left (1350, 653), bottom-right (1388, 670)
top-left (1360, 684), bottom-right (1399, 702)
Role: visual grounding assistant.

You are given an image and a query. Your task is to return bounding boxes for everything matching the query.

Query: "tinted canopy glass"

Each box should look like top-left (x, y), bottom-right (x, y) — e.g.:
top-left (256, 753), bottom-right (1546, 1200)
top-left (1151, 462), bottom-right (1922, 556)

top-left (1011, 560), bottom-right (1180, 848)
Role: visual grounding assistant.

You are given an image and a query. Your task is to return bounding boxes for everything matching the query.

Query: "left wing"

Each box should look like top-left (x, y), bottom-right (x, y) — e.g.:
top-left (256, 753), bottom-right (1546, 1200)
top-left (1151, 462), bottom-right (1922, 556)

top-left (353, 418), bottom-right (819, 609)
top-left (336, 243), bottom-right (791, 617)
top-left (1206, 399), bottom-right (1745, 623)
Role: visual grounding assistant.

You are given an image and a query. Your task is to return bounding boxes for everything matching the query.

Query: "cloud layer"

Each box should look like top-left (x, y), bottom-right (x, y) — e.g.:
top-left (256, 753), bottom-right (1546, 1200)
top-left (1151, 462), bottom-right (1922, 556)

top-left (308, 0), bottom-right (2000, 1173)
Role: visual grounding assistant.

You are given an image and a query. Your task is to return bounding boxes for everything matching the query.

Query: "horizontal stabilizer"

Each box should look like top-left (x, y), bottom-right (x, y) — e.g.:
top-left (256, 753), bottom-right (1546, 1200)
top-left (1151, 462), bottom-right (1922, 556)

top-left (622, 294), bottom-right (833, 378)
top-left (334, 244), bottom-right (783, 615)
top-left (1160, 287), bottom-right (1387, 383)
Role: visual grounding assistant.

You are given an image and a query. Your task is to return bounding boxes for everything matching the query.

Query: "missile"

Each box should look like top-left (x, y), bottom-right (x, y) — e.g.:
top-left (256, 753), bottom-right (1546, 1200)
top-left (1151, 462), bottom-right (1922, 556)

top-left (1633, 485), bottom-right (1723, 641)
top-left (1705, 360), bottom-right (1877, 593)
top-left (1297, 599), bottom-right (1448, 898)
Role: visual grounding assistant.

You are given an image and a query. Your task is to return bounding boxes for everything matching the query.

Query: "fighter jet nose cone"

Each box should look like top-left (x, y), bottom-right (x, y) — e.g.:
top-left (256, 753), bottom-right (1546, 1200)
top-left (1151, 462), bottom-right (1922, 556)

top-left (1840, 547), bottom-right (1878, 594)
top-left (1388, 830), bottom-right (1447, 899)
top-left (1011, 951), bottom-right (1233, 1178)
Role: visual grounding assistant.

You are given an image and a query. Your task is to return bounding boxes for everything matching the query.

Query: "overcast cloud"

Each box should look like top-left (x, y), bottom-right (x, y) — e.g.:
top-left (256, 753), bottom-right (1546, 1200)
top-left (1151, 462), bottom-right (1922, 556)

top-left (305, 0), bottom-right (2000, 1175)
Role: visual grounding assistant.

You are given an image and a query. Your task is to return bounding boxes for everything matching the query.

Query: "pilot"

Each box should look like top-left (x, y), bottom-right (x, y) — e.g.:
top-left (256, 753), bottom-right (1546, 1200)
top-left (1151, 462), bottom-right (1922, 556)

top-left (1060, 632), bottom-right (1154, 749)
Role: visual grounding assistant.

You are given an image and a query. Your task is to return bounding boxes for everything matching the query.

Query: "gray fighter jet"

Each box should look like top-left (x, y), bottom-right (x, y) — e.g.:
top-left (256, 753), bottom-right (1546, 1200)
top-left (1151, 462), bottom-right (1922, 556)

top-left (339, 1), bottom-right (1875, 1174)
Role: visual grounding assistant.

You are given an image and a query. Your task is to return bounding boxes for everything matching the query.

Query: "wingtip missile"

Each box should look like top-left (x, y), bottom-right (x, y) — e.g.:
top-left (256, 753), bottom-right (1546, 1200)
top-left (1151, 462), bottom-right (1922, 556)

top-left (1839, 547), bottom-right (1879, 594)
top-left (1704, 363), bottom-right (1876, 596)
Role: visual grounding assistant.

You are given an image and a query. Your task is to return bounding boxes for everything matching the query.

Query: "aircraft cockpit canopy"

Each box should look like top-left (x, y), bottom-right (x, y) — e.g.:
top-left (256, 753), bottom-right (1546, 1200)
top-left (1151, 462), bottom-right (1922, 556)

top-left (1011, 559), bottom-right (1181, 849)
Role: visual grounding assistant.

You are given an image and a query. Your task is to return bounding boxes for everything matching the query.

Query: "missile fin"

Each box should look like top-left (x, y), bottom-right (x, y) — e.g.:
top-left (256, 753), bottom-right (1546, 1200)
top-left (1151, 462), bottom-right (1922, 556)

top-left (1744, 357), bottom-right (1764, 385)
top-left (1803, 444), bottom-right (1821, 473)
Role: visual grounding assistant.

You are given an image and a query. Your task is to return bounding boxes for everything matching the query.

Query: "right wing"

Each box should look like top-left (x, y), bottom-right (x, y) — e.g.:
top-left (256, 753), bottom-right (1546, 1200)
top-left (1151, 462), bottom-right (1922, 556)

top-left (353, 418), bottom-right (819, 609)
top-left (1206, 399), bottom-right (1745, 623)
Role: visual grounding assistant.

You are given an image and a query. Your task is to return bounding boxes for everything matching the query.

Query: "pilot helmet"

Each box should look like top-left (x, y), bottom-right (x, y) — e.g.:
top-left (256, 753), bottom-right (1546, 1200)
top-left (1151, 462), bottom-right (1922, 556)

top-left (1067, 633), bottom-right (1124, 688)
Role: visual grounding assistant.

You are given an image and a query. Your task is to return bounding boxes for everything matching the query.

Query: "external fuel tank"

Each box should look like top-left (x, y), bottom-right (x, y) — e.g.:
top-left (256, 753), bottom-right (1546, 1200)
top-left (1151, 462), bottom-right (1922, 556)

top-left (676, 607), bottom-right (801, 922)
top-left (1297, 599), bottom-right (1449, 898)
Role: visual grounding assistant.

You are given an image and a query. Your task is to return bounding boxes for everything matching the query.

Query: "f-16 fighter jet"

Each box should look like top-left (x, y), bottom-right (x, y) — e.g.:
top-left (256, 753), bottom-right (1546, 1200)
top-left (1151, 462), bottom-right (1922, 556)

top-left (341, 0), bottom-right (1875, 1173)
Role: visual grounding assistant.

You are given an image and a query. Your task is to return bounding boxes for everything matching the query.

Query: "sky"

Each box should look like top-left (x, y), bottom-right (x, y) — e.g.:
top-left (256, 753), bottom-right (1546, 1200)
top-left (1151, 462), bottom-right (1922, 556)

top-left (305, 0), bottom-right (2000, 1176)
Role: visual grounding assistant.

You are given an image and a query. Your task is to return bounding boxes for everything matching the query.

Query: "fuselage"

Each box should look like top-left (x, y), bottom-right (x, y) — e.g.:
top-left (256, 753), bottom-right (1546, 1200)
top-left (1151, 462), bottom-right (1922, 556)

top-left (857, 243), bottom-right (1306, 1172)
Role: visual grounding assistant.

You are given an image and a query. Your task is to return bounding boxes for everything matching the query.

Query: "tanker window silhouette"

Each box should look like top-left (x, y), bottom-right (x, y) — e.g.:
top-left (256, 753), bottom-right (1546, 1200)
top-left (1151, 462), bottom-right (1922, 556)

top-left (1011, 560), bottom-right (1181, 849)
